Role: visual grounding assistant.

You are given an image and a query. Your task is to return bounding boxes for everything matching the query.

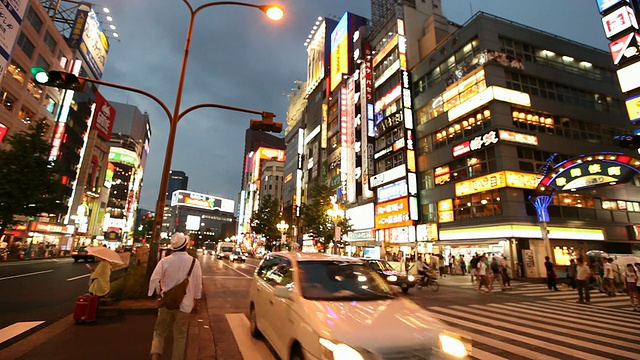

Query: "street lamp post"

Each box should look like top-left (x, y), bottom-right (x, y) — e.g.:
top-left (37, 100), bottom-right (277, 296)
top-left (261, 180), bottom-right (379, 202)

top-left (276, 220), bottom-right (289, 250)
top-left (145, 0), bottom-right (284, 275)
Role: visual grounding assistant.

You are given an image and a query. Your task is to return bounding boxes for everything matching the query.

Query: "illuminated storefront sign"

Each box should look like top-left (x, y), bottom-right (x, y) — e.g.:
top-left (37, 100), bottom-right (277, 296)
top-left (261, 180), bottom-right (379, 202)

top-left (549, 161), bottom-right (631, 190)
top-left (455, 170), bottom-right (541, 196)
top-left (439, 224), bottom-right (604, 241)
top-left (257, 147), bottom-right (285, 161)
top-left (609, 32), bottom-right (640, 65)
top-left (29, 221), bottom-right (74, 234)
top-left (448, 86), bottom-right (531, 122)
top-left (360, 50), bottom-right (374, 199)
top-left (377, 179), bottom-right (408, 202)
top-left (597, 0), bottom-right (629, 13)
top-left (346, 229), bottom-right (376, 241)
top-left (452, 130), bottom-right (499, 157)
top-left (343, 79), bottom-right (357, 202)
top-left (171, 190), bottom-right (235, 212)
top-left (602, 6), bottom-right (638, 39)
top-left (109, 148), bottom-right (138, 167)
top-left (306, 21), bottom-right (327, 96)
top-left (92, 91), bottom-right (116, 140)
top-left (375, 197), bottom-right (412, 229)
top-left (330, 13), bottom-right (349, 91)
top-left (416, 223), bottom-right (438, 241)
top-left (374, 82), bottom-right (401, 113)
top-left (625, 93), bottom-right (640, 122)
top-left (437, 199), bottom-right (454, 223)
top-left (435, 165), bottom-right (451, 185)
top-left (321, 103), bottom-right (328, 148)
top-left (345, 203), bottom-right (375, 230)
top-left (617, 60), bottom-right (640, 92)
top-left (498, 130), bottom-right (539, 146)
top-left (372, 35), bottom-right (398, 67)
top-left (370, 164), bottom-right (406, 188)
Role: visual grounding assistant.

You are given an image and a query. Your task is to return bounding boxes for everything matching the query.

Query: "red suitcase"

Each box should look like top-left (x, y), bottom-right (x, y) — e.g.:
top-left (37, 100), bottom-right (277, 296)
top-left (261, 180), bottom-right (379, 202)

top-left (74, 294), bottom-right (99, 323)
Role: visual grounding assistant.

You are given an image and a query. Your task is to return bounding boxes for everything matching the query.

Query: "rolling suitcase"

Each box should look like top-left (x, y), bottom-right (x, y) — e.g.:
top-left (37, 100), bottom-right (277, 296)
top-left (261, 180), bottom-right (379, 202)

top-left (74, 293), bottom-right (99, 323)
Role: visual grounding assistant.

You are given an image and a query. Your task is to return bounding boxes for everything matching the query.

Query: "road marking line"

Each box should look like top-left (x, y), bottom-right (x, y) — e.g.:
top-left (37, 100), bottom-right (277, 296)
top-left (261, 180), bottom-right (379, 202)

top-left (0, 321), bottom-right (45, 344)
top-left (221, 262), bottom-right (251, 278)
top-left (66, 273), bottom-right (91, 281)
top-left (0, 270), bottom-right (53, 281)
top-left (226, 313), bottom-right (274, 360)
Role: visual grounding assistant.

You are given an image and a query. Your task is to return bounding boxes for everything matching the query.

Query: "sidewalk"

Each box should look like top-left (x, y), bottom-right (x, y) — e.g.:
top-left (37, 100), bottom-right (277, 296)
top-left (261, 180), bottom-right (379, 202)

top-left (2, 296), bottom-right (214, 360)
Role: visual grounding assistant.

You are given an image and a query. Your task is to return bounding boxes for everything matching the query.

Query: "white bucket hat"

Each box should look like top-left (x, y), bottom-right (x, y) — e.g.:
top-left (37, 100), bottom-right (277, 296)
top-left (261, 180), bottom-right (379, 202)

top-left (170, 232), bottom-right (188, 250)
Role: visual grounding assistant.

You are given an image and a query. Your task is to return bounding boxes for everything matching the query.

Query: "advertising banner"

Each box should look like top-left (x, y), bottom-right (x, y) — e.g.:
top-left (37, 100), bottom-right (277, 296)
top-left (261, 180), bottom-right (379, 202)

top-left (330, 13), bottom-right (348, 91)
top-left (0, 0), bottom-right (28, 83)
top-left (625, 93), bottom-right (640, 122)
top-left (375, 197), bottom-right (412, 229)
top-left (171, 190), bottom-right (235, 213)
top-left (306, 21), bottom-right (327, 96)
top-left (92, 91), bottom-right (116, 140)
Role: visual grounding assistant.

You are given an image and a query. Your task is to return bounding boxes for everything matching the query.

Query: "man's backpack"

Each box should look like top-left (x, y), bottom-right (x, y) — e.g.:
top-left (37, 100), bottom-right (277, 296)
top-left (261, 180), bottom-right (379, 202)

top-left (158, 257), bottom-right (196, 310)
top-left (470, 257), bottom-right (479, 268)
top-left (490, 260), bottom-right (500, 273)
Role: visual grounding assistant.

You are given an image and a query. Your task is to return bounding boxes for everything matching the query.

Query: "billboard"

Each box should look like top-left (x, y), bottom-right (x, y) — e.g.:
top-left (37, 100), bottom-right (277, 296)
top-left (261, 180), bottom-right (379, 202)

top-left (108, 148), bottom-right (138, 167)
top-left (375, 197), bottom-right (413, 229)
top-left (306, 20), bottom-right (328, 96)
top-left (92, 91), bottom-right (116, 140)
top-left (70, 6), bottom-right (110, 79)
top-left (0, 0), bottom-right (28, 84)
top-left (345, 203), bottom-right (375, 230)
top-left (617, 60), bottom-right (640, 92)
top-left (330, 13), bottom-right (349, 91)
top-left (171, 190), bottom-right (235, 213)
top-left (625, 93), bottom-right (640, 122)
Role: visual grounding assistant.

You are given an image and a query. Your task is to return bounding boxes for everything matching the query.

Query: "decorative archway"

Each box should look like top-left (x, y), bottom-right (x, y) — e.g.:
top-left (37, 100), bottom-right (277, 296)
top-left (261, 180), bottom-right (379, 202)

top-left (529, 152), bottom-right (640, 261)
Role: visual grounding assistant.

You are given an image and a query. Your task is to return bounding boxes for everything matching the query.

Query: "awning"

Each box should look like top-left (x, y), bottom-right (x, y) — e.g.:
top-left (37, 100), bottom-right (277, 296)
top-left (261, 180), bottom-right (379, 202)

top-left (434, 238), bottom-right (509, 246)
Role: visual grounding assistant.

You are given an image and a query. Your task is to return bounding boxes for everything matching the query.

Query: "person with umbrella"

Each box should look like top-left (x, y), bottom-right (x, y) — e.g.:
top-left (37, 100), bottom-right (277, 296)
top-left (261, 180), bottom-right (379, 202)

top-left (86, 245), bottom-right (124, 297)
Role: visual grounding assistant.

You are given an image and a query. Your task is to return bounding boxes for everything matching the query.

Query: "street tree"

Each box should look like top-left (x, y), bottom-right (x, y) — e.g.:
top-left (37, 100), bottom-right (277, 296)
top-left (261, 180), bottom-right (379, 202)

top-left (250, 194), bottom-right (281, 248)
top-left (300, 183), bottom-right (351, 248)
top-left (0, 118), bottom-right (64, 234)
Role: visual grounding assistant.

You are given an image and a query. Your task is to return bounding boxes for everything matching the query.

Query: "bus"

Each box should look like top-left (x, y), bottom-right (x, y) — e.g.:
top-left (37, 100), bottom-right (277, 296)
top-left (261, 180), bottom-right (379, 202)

top-left (216, 241), bottom-right (236, 259)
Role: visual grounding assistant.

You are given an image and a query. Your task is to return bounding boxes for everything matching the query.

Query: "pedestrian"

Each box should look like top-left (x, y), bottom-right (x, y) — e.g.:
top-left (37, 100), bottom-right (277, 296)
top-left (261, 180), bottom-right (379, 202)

top-left (567, 258), bottom-right (577, 289)
top-left (623, 263), bottom-right (639, 310)
top-left (500, 256), bottom-right (511, 288)
top-left (470, 254), bottom-right (479, 283)
top-left (603, 257), bottom-right (616, 296)
top-left (575, 257), bottom-right (592, 304)
top-left (635, 263), bottom-right (640, 311)
top-left (544, 256), bottom-right (559, 291)
top-left (438, 255), bottom-right (446, 278)
top-left (88, 257), bottom-right (112, 297)
top-left (490, 256), bottom-right (505, 291)
top-left (149, 233), bottom-right (203, 360)
top-left (477, 255), bottom-right (491, 293)
top-left (591, 259), bottom-right (604, 292)
top-left (459, 255), bottom-right (467, 275)
top-left (448, 254), bottom-right (454, 275)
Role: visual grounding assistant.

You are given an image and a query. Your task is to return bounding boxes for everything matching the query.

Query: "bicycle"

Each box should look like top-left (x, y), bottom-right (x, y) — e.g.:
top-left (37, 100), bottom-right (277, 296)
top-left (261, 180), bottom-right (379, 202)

top-left (416, 273), bottom-right (439, 292)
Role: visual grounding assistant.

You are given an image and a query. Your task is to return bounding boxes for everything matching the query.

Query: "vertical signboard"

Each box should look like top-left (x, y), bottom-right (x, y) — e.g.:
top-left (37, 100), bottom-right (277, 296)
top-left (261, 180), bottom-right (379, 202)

top-left (92, 91), bottom-right (116, 140)
top-left (360, 46), bottom-right (374, 199)
top-left (330, 13), bottom-right (349, 91)
top-left (0, 0), bottom-right (29, 83)
top-left (78, 9), bottom-right (109, 79)
top-left (344, 78), bottom-right (357, 202)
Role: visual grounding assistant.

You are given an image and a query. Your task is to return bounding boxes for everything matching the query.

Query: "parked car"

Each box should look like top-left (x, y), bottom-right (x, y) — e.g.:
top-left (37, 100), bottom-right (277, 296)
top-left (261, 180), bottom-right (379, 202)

top-left (230, 251), bottom-right (247, 263)
top-left (249, 253), bottom-right (470, 360)
top-left (361, 258), bottom-right (417, 293)
top-left (71, 246), bottom-right (95, 262)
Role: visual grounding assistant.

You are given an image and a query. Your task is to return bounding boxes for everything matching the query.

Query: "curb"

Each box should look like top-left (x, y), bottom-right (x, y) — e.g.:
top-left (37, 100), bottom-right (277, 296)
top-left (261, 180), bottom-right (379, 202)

top-left (187, 292), bottom-right (215, 360)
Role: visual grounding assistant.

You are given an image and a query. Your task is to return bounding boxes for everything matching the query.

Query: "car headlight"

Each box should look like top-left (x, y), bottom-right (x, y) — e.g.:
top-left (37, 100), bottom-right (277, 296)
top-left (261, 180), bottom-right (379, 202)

top-left (387, 275), bottom-right (398, 282)
top-left (407, 275), bottom-right (415, 282)
top-left (439, 333), bottom-right (468, 358)
top-left (319, 338), bottom-right (364, 360)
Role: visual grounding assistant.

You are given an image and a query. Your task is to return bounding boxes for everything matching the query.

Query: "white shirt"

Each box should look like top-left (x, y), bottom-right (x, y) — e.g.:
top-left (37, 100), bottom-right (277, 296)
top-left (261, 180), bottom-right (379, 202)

top-left (603, 262), bottom-right (614, 279)
top-left (148, 252), bottom-right (202, 313)
top-left (624, 269), bottom-right (638, 284)
top-left (477, 262), bottom-right (487, 276)
top-left (576, 264), bottom-right (591, 281)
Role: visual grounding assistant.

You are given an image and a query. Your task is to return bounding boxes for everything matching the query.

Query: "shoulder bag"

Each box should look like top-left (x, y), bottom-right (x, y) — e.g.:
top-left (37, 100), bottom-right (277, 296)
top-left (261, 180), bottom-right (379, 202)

top-left (158, 257), bottom-right (196, 310)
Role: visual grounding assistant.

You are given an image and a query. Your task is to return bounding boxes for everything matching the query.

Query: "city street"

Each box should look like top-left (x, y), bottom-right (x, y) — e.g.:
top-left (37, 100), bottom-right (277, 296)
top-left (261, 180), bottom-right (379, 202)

top-left (200, 255), bottom-right (640, 360)
top-left (0, 258), bottom-right (95, 350)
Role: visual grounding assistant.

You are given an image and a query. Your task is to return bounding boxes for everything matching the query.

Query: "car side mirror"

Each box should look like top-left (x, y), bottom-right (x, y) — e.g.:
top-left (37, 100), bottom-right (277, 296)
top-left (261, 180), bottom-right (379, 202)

top-left (274, 285), bottom-right (292, 300)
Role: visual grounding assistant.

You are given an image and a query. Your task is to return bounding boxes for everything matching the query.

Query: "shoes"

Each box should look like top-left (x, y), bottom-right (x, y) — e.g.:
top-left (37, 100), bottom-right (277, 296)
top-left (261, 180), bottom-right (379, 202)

top-left (576, 300), bottom-right (585, 304)
top-left (585, 301), bottom-right (591, 304)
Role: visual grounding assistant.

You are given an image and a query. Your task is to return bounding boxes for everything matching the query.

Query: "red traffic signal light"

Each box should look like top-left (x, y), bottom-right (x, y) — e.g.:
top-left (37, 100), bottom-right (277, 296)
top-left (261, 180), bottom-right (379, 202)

top-left (249, 111), bottom-right (282, 133)
top-left (30, 67), bottom-right (86, 92)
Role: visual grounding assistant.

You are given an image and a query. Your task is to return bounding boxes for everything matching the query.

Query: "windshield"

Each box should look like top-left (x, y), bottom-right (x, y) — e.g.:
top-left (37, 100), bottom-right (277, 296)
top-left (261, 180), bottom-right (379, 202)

top-left (298, 261), bottom-right (395, 301)
top-left (368, 260), bottom-right (394, 272)
top-left (221, 246), bottom-right (234, 252)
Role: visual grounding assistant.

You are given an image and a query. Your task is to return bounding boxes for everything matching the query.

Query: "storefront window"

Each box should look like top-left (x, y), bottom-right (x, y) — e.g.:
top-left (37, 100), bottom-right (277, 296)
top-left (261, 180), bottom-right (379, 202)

top-left (0, 89), bottom-right (17, 112)
top-left (554, 193), bottom-right (594, 208)
top-left (454, 190), bottom-right (502, 220)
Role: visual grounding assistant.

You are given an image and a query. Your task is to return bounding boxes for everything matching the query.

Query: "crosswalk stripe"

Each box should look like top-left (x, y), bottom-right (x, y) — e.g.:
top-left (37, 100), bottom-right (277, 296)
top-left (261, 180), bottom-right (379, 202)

top-left (472, 347), bottom-right (510, 360)
top-left (431, 306), bottom-right (639, 359)
top-left (462, 304), bottom-right (640, 350)
top-left (484, 303), bottom-right (640, 342)
top-left (545, 300), bottom-right (640, 324)
top-left (428, 310), bottom-right (606, 360)
top-left (225, 313), bottom-right (274, 360)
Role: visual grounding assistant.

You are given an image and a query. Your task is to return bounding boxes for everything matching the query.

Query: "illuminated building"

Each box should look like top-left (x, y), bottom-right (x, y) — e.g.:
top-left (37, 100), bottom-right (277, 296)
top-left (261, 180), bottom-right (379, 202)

top-left (170, 190), bottom-right (235, 246)
top-left (412, 12), bottom-right (639, 277)
top-left (161, 170), bottom-right (189, 235)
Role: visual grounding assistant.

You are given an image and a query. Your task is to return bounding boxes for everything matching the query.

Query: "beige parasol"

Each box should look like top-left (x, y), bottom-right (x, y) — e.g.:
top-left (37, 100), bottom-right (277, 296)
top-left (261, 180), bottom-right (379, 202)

top-left (86, 246), bottom-right (125, 265)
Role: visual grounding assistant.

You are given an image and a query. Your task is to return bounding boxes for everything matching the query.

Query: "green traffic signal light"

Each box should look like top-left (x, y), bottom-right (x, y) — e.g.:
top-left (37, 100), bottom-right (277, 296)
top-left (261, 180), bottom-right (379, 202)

top-left (30, 67), bottom-right (49, 84)
top-left (30, 67), bottom-right (86, 92)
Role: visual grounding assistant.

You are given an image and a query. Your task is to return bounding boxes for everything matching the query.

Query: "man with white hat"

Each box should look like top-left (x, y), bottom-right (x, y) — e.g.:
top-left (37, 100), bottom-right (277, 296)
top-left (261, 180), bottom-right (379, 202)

top-left (148, 232), bottom-right (202, 360)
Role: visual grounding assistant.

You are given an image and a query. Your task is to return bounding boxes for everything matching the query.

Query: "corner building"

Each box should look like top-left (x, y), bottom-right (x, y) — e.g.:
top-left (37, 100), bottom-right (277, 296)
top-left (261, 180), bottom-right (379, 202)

top-left (412, 13), bottom-right (639, 278)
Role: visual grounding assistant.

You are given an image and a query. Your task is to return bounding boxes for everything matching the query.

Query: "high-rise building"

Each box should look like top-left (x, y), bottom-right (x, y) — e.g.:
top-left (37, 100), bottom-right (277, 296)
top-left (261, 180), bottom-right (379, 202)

top-left (162, 170), bottom-right (189, 235)
top-left (169, 190), bottom-right (235, 247)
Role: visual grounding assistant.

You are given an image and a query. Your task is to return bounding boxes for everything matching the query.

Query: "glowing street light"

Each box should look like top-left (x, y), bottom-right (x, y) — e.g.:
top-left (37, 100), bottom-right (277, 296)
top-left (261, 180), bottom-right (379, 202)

top-left (277, 220), bottom-right (289, 247)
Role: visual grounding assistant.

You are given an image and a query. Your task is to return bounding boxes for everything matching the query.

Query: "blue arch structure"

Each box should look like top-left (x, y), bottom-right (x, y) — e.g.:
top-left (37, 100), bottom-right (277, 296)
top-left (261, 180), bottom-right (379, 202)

top-left (530, 152), bottom-right (640, 222)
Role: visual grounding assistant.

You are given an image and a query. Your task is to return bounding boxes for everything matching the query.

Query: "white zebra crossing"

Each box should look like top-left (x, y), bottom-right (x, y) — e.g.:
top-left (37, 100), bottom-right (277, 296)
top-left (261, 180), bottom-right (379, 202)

top-left (428, 300), bottom-right (640, 359)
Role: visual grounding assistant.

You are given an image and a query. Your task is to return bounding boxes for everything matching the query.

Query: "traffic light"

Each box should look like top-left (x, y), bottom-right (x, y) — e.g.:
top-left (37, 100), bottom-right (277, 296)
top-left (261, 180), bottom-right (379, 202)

top-left (616, 135), bottom-right (640, 149)
top-left (250, 111), bottom-right (282, 133)
top-left (30, 67), bottom-right (86, 91)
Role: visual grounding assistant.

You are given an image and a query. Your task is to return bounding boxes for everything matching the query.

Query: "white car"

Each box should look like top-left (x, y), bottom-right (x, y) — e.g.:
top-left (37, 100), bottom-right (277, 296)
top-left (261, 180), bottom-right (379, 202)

top-left (230, 251), bottom-right (247, 263)
top-left (249, 252), bottom-right (470, 360)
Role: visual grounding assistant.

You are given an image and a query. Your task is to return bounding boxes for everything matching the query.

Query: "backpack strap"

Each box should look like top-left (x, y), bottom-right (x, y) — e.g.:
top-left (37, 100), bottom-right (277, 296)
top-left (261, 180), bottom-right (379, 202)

top-left (186, 257), bottom-right (196, 278)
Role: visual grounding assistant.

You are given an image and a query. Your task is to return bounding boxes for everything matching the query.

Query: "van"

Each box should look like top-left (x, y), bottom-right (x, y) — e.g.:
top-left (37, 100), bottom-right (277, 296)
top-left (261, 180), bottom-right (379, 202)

top-left (216, 241), bottom-right (236, 259)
